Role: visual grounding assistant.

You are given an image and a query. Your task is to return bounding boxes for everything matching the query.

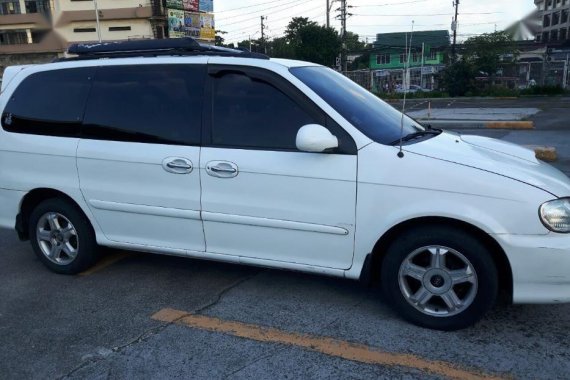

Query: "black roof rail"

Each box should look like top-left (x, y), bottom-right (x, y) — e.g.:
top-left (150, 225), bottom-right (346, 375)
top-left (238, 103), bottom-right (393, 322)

top-left (55, 37), bottom-right (270, 62)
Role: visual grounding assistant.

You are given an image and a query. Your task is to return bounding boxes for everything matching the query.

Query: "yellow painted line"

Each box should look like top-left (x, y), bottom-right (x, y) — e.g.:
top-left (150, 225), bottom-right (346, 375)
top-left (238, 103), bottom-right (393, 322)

top-left (152, 309), bottom-right (506, 380)
top-left (525, 145), bottom-right (558, 162)
top-left (79, 251), bottom-right (132, 276)
top-left (485, 121), bottom-right (534, 129)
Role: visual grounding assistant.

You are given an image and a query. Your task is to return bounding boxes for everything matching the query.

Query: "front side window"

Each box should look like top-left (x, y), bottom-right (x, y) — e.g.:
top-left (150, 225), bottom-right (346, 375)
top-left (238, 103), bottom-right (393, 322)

top-left (211, 72), bottom-right (317, 150)
top-left (83, 65), bottom-right (204, 145)
top-left (291, 66), bottom-right (421, 145)
top-left (1, 68), bottom-right (93, 137)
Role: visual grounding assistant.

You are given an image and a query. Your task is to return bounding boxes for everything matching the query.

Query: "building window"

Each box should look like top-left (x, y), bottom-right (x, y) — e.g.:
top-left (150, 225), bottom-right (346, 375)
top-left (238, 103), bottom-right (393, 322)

top-left (552, 29), bottom-right (559, 40)
top-left (547, 0), bottom-right (554, 10)
top-left (544, 14), bottom-right (551, 27)
top-left (543, 31), bottom-right (550, 41)
top-left (375, 54), bottom-right (390, 65)
top-left (561, 28), bottom-right (567, 40)
top-left (553, 11), bottom-right (560, 25)
top-left (429, 50), bottom-right (437, 60)
top-left (109, 26), bottom-right (132, 32)
top-left (412, 53), bottom-right (418, 62)
top-left (562, 9), bottom-right (568, 24)
top-left (536, 33), bottom-right (542, 42)
top-left (25, 1), bottom-right (50, 15)
top-left (0, 1), bottom-right (21, 15)
top-left (556, 0), bottom-right (562, 7)
top-left (73, 28), bottom-right (96, 33)
top-left (0, 30), bottom-right (28, 45)
top-left (399, 53), bottom-right (408, 64)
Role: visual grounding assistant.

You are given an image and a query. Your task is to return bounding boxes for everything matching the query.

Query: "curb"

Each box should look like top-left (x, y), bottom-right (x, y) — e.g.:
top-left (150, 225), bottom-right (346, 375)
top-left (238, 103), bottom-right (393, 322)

top-left (526, 145), bottom-right (558, 162)
top-left (418, 120), bottom-right (535, 130)
top-left (486, 121), bottom-right (534, 130)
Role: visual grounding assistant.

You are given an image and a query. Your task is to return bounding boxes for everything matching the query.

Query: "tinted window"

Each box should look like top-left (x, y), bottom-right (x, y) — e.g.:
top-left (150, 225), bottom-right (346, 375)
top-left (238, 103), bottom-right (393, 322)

top-left (291, 66), bottom-right (421, 145)
top-left (211, 72), bottom-right (317, 150)
top-left (1, 68), bottom-right (93, 137)
top-left (83, 65), bottom-right (204, 145)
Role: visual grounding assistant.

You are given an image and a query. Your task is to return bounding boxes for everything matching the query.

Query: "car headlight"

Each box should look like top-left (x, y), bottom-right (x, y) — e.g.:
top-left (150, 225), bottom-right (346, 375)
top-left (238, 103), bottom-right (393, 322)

top-left (539, 198), bottom-right (570, 233)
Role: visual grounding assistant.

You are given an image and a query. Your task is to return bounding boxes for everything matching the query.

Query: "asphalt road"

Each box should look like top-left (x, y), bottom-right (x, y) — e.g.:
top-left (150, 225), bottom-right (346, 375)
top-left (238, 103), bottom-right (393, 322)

top-left (2, 97), bottom-right (570, 379)
top-left (1, 227), bottom-right (570, 379)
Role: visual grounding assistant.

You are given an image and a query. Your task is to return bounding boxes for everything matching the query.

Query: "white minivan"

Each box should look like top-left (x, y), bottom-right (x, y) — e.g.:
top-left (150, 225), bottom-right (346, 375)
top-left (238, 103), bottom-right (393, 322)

top-left (1, 39), bottom-right (569, 330)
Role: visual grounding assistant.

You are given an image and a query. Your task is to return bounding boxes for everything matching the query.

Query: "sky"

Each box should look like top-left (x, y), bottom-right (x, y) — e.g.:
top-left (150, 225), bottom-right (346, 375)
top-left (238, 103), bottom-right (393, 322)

top-left (215, 0), bottom-right (537, 45)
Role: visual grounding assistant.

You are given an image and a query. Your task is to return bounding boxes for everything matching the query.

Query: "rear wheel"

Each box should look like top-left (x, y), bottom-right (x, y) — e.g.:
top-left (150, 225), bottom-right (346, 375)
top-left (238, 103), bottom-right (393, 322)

top-left (381, 225), bottom-right (498, 330)
top-left (29, 198), bottom-right (99, 274)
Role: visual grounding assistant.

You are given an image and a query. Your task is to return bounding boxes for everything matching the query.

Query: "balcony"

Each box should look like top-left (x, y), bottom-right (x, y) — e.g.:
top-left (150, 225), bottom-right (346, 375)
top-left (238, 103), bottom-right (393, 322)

top-left (0, 12), bottom-right (50, 29)
top-left (55, 6), bottom-right (153, 27)
top-left (0, 30), bottom-right (64, 54)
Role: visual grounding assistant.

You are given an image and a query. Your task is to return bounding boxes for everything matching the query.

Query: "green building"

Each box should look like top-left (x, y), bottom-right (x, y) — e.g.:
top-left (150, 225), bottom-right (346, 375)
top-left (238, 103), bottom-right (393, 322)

top-left (369, 30), bottom-right (450, 91)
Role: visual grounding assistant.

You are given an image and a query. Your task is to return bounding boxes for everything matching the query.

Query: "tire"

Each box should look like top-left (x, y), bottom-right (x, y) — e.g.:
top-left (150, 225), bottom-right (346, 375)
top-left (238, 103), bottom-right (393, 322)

top-left (381, 225), bottom-right (498, 331)
top-left (29, 198), bottom-right (99, 275)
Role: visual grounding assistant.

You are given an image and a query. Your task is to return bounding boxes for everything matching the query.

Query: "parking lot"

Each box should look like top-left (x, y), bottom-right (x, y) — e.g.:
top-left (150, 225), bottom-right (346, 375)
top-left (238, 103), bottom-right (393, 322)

top-left (1, 97), bottom-right (570, 379)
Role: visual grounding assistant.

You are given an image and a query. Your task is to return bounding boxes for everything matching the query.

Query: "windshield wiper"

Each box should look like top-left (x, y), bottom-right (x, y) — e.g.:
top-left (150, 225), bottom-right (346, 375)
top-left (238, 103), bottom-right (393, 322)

top-left (390, 129), bottom-right (441, 146)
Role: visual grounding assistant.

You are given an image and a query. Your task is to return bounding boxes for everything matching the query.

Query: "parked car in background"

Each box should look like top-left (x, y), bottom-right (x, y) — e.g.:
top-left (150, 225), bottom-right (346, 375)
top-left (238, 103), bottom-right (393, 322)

top-left (395, 84), bottom-right (432, 94)
top-left (0, 39), bottom-right (569, 331)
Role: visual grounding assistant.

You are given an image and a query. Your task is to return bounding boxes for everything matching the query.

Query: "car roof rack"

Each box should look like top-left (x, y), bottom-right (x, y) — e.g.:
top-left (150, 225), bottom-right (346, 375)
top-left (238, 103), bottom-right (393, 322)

top-left (55, 37), bottom-right (270, 62)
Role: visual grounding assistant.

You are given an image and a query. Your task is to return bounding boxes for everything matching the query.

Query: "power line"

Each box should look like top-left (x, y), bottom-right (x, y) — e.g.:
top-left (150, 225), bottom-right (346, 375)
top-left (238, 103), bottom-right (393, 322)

top-left (216, 0), bottom-right (295, 14)
top-left (352, 12), bottom-right (502, 17)
top-left (216, 0), bottom-right (306, 22)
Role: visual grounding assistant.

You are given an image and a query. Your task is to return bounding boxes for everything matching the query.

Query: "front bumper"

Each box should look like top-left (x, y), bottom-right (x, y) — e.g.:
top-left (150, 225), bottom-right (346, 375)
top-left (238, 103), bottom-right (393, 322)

top-left (495, 233), bottom-right (570, 304)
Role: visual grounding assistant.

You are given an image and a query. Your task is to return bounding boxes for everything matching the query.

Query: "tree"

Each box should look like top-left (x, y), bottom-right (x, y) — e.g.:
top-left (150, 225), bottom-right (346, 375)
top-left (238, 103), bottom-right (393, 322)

top-left (463, 31), bottom-right (518, 78)
top-left (270, 36), bottom-right (296, 59)
top-left (214, 30), bottom-right (227, 47)
top-left (344, 31), bottom-right (365, 52)
top-left (442, 60), bottom-right (476, 97)
top-left (285, 17), bottom-right (318, 42)
top-left (295, 25), bottom-right (341, 66)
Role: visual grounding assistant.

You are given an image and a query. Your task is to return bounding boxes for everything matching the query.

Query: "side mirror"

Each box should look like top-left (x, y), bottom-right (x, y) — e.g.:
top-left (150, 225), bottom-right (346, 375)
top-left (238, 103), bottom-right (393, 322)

top-left (296, 124), bottom-right (339, 153)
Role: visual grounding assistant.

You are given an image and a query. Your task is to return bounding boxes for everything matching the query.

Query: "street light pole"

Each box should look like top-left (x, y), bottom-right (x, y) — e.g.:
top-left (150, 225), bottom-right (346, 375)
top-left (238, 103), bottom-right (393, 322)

top-left (94, 0), bottom-right (102, 42)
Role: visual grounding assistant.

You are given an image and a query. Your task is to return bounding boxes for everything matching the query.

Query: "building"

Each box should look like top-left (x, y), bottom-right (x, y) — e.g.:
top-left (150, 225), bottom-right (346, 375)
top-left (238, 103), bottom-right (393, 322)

top-left (535, 0), bottom-right (570, 42)
top-left (0, 0), bottom-right (215, 75)
top-left (369, 30), bottom-right (450, 91)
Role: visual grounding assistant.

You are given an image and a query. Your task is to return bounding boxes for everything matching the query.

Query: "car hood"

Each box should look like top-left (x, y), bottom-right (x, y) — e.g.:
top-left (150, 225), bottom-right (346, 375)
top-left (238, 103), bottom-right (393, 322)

top-left (403, 131), bottom-right (570, 197)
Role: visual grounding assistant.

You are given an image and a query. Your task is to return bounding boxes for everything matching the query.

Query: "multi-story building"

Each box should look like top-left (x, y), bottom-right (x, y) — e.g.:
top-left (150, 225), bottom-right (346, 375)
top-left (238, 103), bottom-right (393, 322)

top-left (535, 0), bottom-right (570, 42)
top-left (369, 30), bottom-right (450, 90)
top-left (0, 0), bottom-right (214, 75)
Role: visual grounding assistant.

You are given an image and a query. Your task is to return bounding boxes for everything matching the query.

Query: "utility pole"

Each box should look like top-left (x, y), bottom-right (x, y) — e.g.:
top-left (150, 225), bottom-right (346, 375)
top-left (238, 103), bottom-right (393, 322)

top-left (326, 0), bottom-right (330, 28)
top-left (94, 0), bottom-right (102, 42)
top-left (260, 16), bottom-right (267, 54)
top-left (451, 0), bottom-right (459, 61)
top-left (339, 0), bottom-right (347, 71)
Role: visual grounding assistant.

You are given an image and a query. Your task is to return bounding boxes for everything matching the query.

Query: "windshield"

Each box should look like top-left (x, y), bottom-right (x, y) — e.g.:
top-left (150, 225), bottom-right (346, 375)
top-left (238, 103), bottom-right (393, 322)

top-left (290, 66), bottom-right (423, 145)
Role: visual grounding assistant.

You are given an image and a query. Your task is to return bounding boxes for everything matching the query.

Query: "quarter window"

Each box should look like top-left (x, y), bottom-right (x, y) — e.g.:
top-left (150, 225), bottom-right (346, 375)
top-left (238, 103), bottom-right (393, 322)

top-left (211, 72), bottom-right (317, 150)
top-left (83, 65), bottom-right (204, 145)
top-left (1, 68), bottom-right (93, 137)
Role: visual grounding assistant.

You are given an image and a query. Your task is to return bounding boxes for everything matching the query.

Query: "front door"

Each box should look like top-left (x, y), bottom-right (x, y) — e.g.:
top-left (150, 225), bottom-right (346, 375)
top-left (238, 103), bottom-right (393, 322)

top-left (200, 65), bottom-right (358, 269)
top-left (77, 63), bottom-right (206, 252)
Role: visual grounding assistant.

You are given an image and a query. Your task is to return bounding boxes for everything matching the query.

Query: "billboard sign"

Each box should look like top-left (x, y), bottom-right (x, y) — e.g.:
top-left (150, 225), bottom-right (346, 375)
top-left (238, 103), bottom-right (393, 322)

top-left (166, 0), bottom-right (183, 10)
top-left (183, 0), bottom-right (199, 12)
top-left (199, 0), bottom-right (213, 13)
top-left (184, 12), bottom-right (201, 38)
top-left (200, 13), bottom-right (215, 40)
top-left (168, 8), bottom-right (185, 38)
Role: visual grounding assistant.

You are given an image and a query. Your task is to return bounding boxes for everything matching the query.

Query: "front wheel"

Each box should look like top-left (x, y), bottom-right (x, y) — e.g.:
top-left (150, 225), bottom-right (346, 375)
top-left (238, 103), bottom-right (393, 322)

top-left (381, 226), bottom-right (498, 331)
top-left (29, 198), bottom-right (99, 275)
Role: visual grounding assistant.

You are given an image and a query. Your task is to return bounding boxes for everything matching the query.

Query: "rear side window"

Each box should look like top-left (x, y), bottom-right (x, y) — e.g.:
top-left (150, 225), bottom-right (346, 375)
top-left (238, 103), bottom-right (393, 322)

top-left (1, 68), bottom-right (93, 137)
top-left (83, 64), bottom-right (205, 146)
top-left (211, 72), bottom-right (317, 150)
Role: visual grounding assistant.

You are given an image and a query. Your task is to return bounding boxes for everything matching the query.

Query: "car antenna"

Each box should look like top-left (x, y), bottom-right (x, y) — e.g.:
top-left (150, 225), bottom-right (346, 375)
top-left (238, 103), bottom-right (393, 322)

top-left (398, 20), bottom-right (415, 159)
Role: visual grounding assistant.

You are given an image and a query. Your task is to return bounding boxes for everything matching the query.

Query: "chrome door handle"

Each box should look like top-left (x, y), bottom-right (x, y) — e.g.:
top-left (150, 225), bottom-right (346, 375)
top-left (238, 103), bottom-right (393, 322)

top-left (162, 157), bottom-right (193, 174)
top-left (167, 162), bottom-right (192, 170)
top-left (206, 161), bottom-right (239, 178)
top-left (210, 166), bottom-right (237, 174)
